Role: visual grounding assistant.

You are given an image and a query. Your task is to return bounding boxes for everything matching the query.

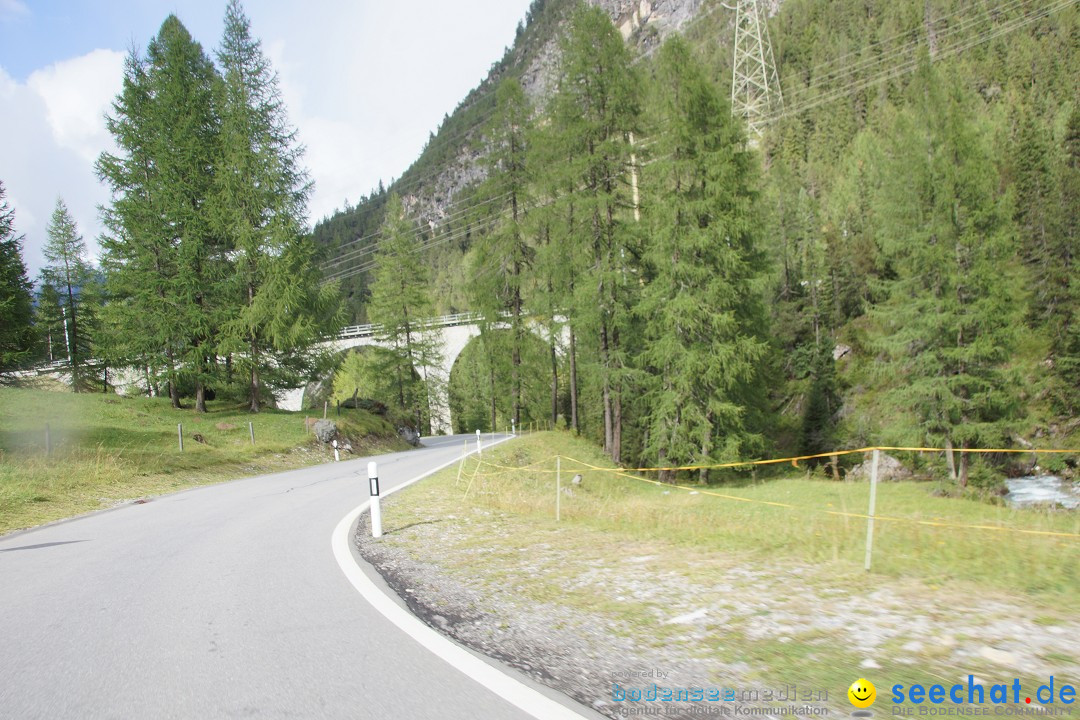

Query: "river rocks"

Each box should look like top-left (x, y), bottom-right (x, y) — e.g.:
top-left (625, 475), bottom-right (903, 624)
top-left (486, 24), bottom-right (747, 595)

top-left (313, 419), bottom-right (337, 444)
top-left (847, 453), bottom-right (913, 482)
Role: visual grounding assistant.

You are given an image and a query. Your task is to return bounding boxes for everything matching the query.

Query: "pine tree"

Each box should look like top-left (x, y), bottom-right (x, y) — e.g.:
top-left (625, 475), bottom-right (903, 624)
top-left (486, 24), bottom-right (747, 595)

top-left (41, 198), bottom-right (95, 391)
top-left (367, 194), bottom-right (445, 433)
top-left (214, 0), bottom-right (337, 412)
top-left (637, 36), bottom-right (771, 480)
top-left (0, 180), bottom-right (35, 378)
top-left (549, 3), bottom-right (642, 462)
top-left (98, 16), bottom-right (224, 411)
top-left (870, 62), bottom-right (1022, 487)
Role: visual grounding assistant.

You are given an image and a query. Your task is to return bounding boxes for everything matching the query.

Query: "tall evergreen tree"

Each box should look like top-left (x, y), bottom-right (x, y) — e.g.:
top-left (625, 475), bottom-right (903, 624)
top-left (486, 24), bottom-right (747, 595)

top-left (214, 0), bottom-right (337, 412)
top-left (469, 78), bottom-right (534, 427)
top-left (870, 62), bottom-right (1022, 487)
top-left (550, 3), bottom-right (642, 462)
top-left (41, 198), bottom-right (95, 391)
top-left (367, 194), bottom-right (445, 433)
top-left (1054, 106), bottom-right (1080, 410)
top-left (1010, 108), bottom-right (1064, 325)
top-left (98, 16), bottom-right (224, 411)
top-left (0, 181), bottom-right (35, 378)
top-left (637, 36), bottom-right (770, 480)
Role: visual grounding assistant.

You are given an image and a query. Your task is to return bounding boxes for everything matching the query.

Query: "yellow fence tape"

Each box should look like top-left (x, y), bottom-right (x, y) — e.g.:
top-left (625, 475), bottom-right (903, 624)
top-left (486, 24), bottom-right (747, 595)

top-left (461, 444), bottom-right (1080, 540)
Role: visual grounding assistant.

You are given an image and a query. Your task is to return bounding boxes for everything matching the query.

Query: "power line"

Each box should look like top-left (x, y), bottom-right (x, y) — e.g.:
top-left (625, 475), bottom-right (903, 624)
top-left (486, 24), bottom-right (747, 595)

top-left (320, 1), bottom-right (728, 261)
top-left (766, 0), bottom-right (1077, 124)
top-left (791, 0), bottom-right (1038, 96)
top-left (323, 0), bottom-right (1074, 283)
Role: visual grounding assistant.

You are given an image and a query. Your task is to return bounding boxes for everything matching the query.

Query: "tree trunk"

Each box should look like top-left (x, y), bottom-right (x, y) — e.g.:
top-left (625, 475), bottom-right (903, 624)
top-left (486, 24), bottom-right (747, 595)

top-left (512, 328), bottom-right (522, 428)
top-left (658, 449), bottom-right (674, 484)
top-left (569, 327), bottom-right (579, 433)
top-left (489, 345), bottom-right (497, 432)
top-left (944, 436), bottom-right (958, 481)
top-left (249, 334), bottom-right (261, 413)
top-left (167, 349), bottom-right (181, 409)
top-left (600, 320), bottom-right (613, 457)
top-left (248, 284), bottom-right (260, 413)
top-left (62, 250), bottom-right (80, 392)
top-left (549, 331), bottom-right (559, 426)
top-left (249, 364), bottom-right (260, 413)
top-left (195, 382), bottom-right (207, 413)
top-left (612, 385), bottom-right (622, 465)
top-left (958, 441), bottom-right (969, 488)
top-left (700, 412), bottom-right (713, 484)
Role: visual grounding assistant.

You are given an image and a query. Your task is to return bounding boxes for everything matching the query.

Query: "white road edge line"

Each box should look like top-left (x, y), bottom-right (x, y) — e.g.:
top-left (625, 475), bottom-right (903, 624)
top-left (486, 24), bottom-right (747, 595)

top-left (331, 437), bottom-right (589, 720)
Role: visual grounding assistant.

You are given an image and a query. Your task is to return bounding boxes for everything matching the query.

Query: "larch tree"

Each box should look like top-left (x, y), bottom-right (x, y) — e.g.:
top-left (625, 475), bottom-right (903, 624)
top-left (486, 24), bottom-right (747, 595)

top-left (550, 2), bottom-right (642, 462)
top-left (214, 0), bottom-right (338, 412)
top-left (870, 61), bottom-right (1022, 487)
top-left (367, 194), bottom-right (445, 434)
top-left (469, 78), bottom-right (534, 428)
top-left (1053, 106), bottom-right (1080, 411)
top-left (41, 198), bottom-right (95, 391)
top-left (637, 36), bottom-right (771, 481)
top-left (98, 16), bottom-right (224, 411)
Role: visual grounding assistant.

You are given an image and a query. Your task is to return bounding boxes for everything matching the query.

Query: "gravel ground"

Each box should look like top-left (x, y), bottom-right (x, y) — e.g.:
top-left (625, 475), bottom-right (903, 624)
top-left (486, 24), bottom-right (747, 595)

top-left (355, 502), bottom-right (1080, 720)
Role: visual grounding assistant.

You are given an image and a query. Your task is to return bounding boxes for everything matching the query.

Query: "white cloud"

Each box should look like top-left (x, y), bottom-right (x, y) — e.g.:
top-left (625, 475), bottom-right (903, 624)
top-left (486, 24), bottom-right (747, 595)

top-left (1, 0), bottom-right (533, 275)
top-left (0, 0), bottom-right (29, 21)
top-left (0, 51), bottom-right (123, 277)
top-left (27, 48), bottom-right (124, 163)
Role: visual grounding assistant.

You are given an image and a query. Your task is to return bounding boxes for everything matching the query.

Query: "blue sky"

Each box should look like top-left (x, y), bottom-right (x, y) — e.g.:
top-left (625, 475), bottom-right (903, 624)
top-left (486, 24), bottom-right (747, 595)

top-left (0, 0), bottom-right (534, 275)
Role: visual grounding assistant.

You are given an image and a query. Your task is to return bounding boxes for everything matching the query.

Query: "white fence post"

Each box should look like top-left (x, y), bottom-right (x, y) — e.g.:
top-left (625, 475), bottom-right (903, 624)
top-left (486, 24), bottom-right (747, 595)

top-left (864, 448), bottom-right (880, 571)
top-left (456, 440), bottom-right (467, 484)
top-left (556, 456), bottom-right (561, 522)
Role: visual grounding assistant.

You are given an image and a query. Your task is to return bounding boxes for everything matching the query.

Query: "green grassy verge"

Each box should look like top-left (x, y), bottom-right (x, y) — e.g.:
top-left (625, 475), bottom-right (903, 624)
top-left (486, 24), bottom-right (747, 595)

top-left (0, 387), bottom-right (407, 534)
top-left (373, 431), bottom-right (1078, 698)
top-left (447, 432), bottom-right (1079, 601)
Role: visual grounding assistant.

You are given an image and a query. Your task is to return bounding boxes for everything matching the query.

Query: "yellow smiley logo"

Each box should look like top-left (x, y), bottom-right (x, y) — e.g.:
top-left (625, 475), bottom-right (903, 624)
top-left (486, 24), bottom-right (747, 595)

top-left (848, 678), bottom-right (877, 708)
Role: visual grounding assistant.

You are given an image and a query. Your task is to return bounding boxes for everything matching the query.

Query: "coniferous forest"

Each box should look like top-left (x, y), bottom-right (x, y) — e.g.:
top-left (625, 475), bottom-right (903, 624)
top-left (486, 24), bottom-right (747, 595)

top-left (1, 0), bottom-right (1078, 489)
top-left (315, 0), bottom-right (1080, 485)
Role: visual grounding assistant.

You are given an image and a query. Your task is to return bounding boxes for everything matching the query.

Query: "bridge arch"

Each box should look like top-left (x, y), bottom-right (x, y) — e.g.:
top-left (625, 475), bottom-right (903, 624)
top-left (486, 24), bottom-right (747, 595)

top-left (281, 312), bottom-right (567, 435)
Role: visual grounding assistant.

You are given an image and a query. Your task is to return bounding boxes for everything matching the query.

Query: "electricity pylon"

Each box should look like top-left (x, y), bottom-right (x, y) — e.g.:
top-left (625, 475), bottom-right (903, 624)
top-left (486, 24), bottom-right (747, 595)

top-left (728, 0), bottom-right (784, 136)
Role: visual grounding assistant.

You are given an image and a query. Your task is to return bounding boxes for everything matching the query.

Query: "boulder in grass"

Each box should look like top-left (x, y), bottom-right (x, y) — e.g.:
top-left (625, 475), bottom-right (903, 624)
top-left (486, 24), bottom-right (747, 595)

top-left (398, 427), bottom-right (420, 447)
top-left (313, 419), bottom-right (338, 444)
top-left (846, 453), bottom-right (912, 482)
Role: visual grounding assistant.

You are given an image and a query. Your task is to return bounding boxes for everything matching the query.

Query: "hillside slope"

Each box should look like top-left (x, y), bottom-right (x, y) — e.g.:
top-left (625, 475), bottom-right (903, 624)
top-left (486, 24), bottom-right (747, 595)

top-left (313, 0), bottom-right (1080, 467)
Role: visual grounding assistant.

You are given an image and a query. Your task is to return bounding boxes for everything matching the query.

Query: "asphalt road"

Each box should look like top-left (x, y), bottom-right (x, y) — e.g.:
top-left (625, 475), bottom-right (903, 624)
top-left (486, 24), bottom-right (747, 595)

top-left (0, 434), bottom-right (584, 719)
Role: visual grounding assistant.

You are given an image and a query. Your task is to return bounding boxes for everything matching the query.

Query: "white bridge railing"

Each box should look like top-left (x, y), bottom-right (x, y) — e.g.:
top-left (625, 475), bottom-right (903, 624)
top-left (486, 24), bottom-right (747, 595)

top-left (337, 311), bottom-right (486, 340)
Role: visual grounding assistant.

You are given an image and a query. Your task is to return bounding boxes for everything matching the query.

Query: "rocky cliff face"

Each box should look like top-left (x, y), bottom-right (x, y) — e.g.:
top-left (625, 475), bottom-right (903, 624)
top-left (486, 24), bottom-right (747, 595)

top-left (400, 0), bottom-right (727, 231)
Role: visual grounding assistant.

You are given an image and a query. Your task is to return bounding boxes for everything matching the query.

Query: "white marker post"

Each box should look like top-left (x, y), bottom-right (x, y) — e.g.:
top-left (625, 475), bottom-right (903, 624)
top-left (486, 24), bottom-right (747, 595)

top-left (864, 448), bottom-right (880, 571)
top-left (556, 456), bottom-right (561, 522)
top-left (456, 439), bottom-right (467, 484)
top-left (368, 461), bottom-right (382, 539)
top-left (178, 423), bottom-right (183, 452)
top-left (511, 419), bottom-right (515, 436)
top-left (476, 429), bottom-right (482, 456)
top-left (248, 421), bottom-right (255, 446)
top-left (333, 439), bottom-right (340, 462)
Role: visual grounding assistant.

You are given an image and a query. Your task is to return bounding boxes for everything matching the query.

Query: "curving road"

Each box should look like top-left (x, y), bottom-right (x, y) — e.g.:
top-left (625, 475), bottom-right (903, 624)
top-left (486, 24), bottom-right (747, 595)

top-left (0, 434), bottom-right (591, 719)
